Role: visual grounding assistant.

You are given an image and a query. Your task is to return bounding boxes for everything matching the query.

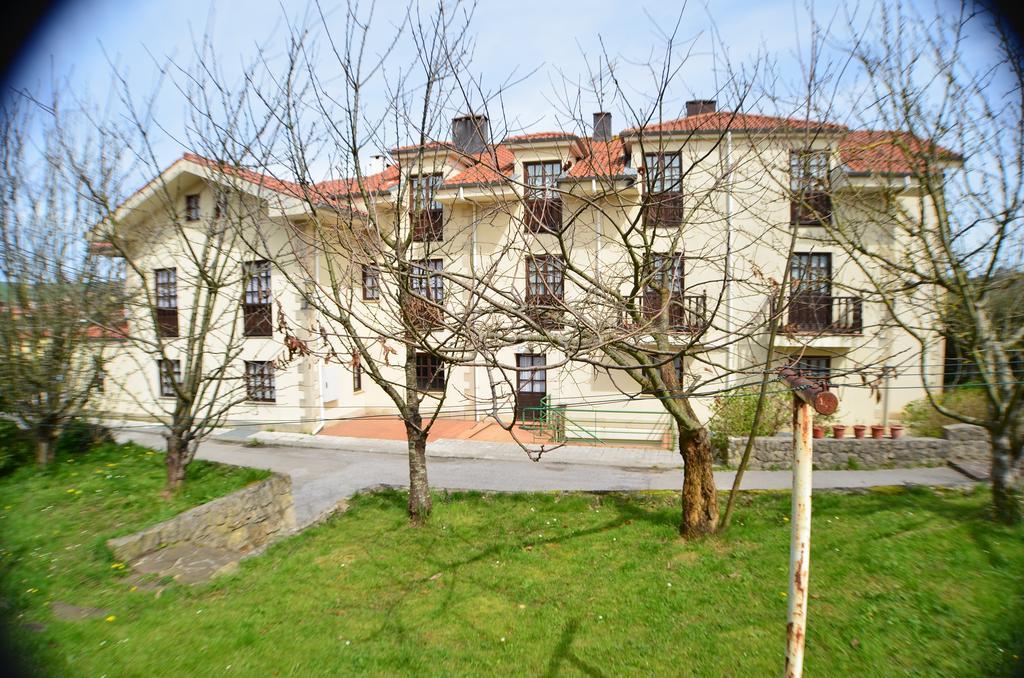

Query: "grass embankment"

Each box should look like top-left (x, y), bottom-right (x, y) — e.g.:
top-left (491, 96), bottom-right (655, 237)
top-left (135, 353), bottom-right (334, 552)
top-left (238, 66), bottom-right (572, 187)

top-left (1, 451), bottom-right (1021, 675)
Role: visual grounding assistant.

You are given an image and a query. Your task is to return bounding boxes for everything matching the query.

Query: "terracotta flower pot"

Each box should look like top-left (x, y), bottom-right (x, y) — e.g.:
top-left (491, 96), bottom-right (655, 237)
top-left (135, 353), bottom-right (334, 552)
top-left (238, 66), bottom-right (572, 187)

top-left (832, 425), bottom-right (847, 439)
top-left (889, 425), bottom-right (905, 439)
top-left (853, 425), bottom-right (867, 439)
top-left (871, 425), bottom-right (886, 439)
top-left (812, 425), bottom-right (825, 439)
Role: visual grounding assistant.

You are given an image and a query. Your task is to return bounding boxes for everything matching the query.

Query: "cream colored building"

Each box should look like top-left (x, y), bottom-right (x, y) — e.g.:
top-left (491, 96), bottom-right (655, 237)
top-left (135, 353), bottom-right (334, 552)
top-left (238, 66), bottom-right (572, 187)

top-left (97, 101), bottom-right (948, 444)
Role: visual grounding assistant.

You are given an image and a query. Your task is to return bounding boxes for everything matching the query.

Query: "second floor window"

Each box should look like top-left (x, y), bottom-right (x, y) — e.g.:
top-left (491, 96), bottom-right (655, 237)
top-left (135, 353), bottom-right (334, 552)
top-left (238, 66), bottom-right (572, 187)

top-left (154, 268), bottom-right (179, 338)
top-left (243, 260), bottom-right (273, 336)
top-left (244, 360), bottom-right (276, 402)
top-left (410, 174), bottom-right (443, 241)
top-left (410, 259), bottom-right (444, 303)
top-left (647, 253), bottom-right (685, 294)
top-left (790, 150), bottom-right (832, 225)
top-left (643, 152), bottom-right (683, 227)
top-left (185, 194), bottom-right (200, 221)
top-left (525, 255), bottom-right (565, 302)
top-left (524, 161), bottom-right (563, 233)
top-left (158, 359), bottom-right (181, 397)
top-left (415, 352), bottom-right (446, 392)
top-left (362, 264), bottom-right (380, 301)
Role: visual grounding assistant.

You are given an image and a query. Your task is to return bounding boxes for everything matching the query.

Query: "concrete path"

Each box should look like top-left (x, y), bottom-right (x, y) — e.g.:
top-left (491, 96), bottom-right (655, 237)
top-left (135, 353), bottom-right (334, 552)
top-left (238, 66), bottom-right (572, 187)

top-left (116, 426), bottom-right (976, 529)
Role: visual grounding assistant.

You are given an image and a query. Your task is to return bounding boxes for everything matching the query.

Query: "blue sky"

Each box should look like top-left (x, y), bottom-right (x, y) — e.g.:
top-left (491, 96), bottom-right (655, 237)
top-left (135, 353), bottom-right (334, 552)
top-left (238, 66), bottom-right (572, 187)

top-left (5, 0), bottom-right (979, 169)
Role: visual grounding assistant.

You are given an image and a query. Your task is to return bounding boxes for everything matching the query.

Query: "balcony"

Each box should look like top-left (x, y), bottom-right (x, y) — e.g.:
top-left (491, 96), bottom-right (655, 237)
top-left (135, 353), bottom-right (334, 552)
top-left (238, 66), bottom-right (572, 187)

top-left (632, 292), bottom-right (707, 333)
top-left (645, 192), bottom-right (684, 228)
top-left (783, 295), bottom-right (862, 334)
top-left (405, 295), bottom-right (443, 331)
top-left (790, 192), bottom-right (832, 226)
top-left (524, 199), bottom-right (562, 234)
top-left (411, 209), bottom-right (443, 242)
top-left (524, 294), bottom-right (564, 330)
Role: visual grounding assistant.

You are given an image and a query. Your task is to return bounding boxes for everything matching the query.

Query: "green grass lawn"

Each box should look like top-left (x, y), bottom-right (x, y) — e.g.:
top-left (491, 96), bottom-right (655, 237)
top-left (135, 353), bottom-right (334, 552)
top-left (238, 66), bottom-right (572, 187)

top-left (1, 452), bottom-right (1022, 677)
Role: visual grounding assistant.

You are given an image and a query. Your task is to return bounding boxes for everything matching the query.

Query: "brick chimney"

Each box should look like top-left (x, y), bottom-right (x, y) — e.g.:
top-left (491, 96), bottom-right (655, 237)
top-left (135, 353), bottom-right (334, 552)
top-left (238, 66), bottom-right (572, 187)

top-left (451, 114), bottom-right (489, 154)
top-left (685, 99), bottom-right (717, 117)
top-left (593, 112), bottom-right (612, 141)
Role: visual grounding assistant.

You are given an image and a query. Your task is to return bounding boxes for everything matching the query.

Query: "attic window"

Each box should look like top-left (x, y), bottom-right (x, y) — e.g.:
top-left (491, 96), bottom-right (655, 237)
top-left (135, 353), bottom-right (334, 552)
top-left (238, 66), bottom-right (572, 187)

top-left (185, 194), bottom-right (200, 221)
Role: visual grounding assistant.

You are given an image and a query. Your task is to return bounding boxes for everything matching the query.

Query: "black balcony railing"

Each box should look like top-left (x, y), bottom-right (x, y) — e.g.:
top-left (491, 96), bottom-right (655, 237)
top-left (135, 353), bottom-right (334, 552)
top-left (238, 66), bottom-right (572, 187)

top-left (636, 292), bottom-right (707, 332)
top-left (785, 295), bottom-right (862, 334)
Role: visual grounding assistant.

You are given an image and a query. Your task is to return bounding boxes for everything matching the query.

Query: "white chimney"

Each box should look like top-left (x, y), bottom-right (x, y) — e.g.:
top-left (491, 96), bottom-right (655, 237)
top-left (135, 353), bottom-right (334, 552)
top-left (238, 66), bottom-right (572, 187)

top-left (364, 154), bottom-right (386, 175)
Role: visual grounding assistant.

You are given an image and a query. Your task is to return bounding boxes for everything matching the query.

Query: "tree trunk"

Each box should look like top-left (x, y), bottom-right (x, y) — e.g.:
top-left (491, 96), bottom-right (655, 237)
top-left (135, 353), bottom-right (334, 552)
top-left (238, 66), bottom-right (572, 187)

top-left (990, 431), bottom-right (1022, 524)
top-left (678, 426), bottom-right (719, 538)
top-left (35, 434), bottom-right (55, 468)
top-left (164, 434), bottom-right (187, 496)
top-left (406, 427), bottom-right (432, 523)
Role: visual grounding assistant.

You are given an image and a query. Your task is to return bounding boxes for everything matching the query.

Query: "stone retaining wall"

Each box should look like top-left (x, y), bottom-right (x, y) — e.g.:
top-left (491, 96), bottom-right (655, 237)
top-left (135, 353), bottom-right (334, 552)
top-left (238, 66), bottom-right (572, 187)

top-left (724, 424), bottom-right (989, 470)
top-left (107, 473), bottom-right (296, 563)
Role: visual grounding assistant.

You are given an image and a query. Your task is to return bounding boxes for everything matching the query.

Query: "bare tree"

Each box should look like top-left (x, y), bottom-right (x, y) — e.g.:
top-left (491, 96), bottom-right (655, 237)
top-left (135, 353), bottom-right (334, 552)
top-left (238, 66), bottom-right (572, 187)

top-left (0, 91), bottom-right (124, 467)
top-left (791, 2), bottom-right (1024, 522)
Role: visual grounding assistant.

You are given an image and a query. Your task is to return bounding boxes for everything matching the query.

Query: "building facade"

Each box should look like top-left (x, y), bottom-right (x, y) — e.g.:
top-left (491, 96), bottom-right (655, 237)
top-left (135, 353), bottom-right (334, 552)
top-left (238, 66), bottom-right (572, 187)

top-left (96, 101), bottom-right (949, 444)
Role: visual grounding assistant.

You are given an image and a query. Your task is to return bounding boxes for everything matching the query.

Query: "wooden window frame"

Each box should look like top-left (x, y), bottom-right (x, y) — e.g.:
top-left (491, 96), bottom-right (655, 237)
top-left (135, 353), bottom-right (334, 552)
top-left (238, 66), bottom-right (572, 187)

top-left (244, 360), bottom-right (277, 402)
top-left (185, 194), bottom-right (201, 222)
top-left (362, 264), bottom-right (380, 301)
top-left (410, 259), bottom-right (444, 304)
top-left (643, 152), bottom-right (683, 228)
top-left (154, 268), bottom-right (179, 338)
top-left (410, 174), bottom-right (444, 242)
top-left (243, 260), bottom-right (273, 337)
top-left (523, 161), bottom-right (563, 234)
top-left (414, 352), bottom-right (445, 392)
top-left (790, 150), bottom-right (832, 226)
top-left (157, 359), bottom-right (181, 398)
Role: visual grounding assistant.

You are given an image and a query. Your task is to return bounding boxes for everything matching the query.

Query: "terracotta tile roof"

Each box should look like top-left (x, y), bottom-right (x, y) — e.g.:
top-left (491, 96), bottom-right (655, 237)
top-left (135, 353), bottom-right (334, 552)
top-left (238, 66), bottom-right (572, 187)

top-left (183, 153), bottom-right (306, 197)
top-left (390, 140), bottom-right (451, 154)
top-left (567, 139), bottom-right (627, 178)
top-left (316, 164), bottom-right (401, 196)
top-left (839, 130), bottom-right (962, 175)
top-left (623, 111), bottom-right (845, 135)
top-left (443, 145), bottom-right (517, 186)
top-left (503, 131), bottom-right (580, 143)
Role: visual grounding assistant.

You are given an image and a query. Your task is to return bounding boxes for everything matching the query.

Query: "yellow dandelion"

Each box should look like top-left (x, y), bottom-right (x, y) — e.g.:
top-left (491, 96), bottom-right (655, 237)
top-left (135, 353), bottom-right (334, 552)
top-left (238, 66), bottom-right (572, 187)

top-left (110, 562), bottom-right (126, 570)
top-left (26, 588), bottom-right (38, 594)
top-left (105, 615), bottom-right (116, 623)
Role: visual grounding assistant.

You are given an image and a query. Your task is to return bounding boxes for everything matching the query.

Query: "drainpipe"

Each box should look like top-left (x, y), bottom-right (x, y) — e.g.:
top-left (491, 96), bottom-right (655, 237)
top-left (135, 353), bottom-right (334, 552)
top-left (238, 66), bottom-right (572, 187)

top-left (314, 248), bottom-right (326, 434)
top-left (471, 201), bottom-right (480, 421)
top-left (724, 130), bottom-right (734, 382)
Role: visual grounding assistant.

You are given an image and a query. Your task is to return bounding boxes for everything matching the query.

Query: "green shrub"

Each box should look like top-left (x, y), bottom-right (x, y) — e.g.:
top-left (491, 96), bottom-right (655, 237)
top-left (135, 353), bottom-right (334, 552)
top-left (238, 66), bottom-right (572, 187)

top-left (709, 385), bottom-right (791, 457)
top-left (902, 387), bottom-right (989, 437)
top-left (54, 420), bottom-right (114, 456)
top-left (0, 421), bottom-right (32, 475)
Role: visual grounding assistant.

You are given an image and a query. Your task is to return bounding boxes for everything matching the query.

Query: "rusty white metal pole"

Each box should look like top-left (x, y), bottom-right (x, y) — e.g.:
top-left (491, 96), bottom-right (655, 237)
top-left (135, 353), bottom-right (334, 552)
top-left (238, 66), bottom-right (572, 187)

top-left (785, 395), bottom-right (814, 678)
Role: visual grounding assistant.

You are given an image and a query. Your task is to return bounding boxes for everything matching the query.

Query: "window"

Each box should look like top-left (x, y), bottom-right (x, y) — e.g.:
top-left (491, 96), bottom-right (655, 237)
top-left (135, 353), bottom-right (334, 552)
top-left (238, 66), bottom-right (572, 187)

top-left (411, 259), bottom-right (444, 303)
top-left (644, 152), bottom-right (682, 193)
top-left (410, 174), bottom-right (443, 241)
top-left (245, 360), bottom-right (276, 402)
top-left (516, 354), bottom-right (547, 421)
top-left (415, 352), bottom-right (445, 391)
top-left (362, 264), bottom-right (380, 301)
top-left (793, 356), bottom-right (831, 382)
top-left (214, 192), bottom-right (228, 219)
top-left (673, 355), bottom-right (684, 388)
top-left (158, 359), bottom-right (181, 397)
top-left (790, 150), bottom-right (832, 225)
top-left (641, 253), bottom-right (702, 330)
top-left (648, 253), bottom-right (685, 294)
top-left (243, 260), bottom-right (273, 336)
top-left (154, 268), bottom-right (179, 337)
top-left (525, 255), bottom-right (565, 301)
top-left (643, 152), bottom-right (683, 227)
top-left (353, 356), bottom-right (362, 392)
top-left (185, 194), bottom-right (200, 221)
top-left (523, 161), bottom-right (563, 233)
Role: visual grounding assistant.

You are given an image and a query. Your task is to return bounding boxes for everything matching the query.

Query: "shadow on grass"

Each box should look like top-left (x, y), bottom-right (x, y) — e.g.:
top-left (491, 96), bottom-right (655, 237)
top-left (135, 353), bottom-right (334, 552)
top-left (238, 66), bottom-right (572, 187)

top-left (543, 618), bottom-right (607, 678)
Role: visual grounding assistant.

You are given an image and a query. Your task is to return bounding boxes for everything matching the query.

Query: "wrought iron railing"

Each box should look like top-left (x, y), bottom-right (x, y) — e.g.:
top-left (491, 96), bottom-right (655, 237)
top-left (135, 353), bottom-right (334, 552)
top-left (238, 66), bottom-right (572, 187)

top-left (784, 295), bottom-right (862, 334)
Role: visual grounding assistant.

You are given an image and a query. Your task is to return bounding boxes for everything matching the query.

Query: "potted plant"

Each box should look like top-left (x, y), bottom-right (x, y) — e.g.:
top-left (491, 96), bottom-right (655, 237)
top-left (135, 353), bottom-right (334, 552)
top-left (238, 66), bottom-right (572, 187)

top-left (871, 424), bottom-right (886, 439)
top-left (889, 424), bottom-right (905, 439)
top-left (832, 424), bottom-right (847, 439)
top-left (812, 425), bottom-right (825, 439)
top-left (853, 424), bottom-right (867, 439)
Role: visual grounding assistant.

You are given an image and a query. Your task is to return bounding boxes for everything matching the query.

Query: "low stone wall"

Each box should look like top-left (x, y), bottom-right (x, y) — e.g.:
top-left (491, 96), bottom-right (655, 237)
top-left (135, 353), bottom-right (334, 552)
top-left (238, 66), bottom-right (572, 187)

top-left (107, 473), bottom-right (296, 563)
top-left (724, 424), bottom-right (990, 470)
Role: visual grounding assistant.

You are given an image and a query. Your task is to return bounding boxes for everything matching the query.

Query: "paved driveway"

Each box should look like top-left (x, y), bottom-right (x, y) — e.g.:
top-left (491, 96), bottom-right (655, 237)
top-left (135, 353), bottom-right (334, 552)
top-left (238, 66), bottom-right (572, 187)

top-left (117, 428), bottom-right (975, 529)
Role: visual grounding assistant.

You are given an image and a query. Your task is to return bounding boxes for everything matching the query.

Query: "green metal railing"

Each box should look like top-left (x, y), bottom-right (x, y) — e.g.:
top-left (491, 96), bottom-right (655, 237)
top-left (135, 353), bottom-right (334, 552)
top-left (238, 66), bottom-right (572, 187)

top-left (522, 398), bottom-right (676, 449)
